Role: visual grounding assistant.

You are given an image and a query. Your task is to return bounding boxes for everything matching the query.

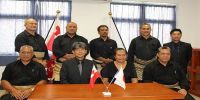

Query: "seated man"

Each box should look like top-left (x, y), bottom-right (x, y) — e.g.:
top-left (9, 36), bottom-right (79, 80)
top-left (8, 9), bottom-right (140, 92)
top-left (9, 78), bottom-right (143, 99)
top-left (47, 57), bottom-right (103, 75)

top-left (143, 46), bottom-right (194, 100)
top-left (1, 45), bottom-right (47, 100)
top-left (60, 42), bottom-right (93, 84)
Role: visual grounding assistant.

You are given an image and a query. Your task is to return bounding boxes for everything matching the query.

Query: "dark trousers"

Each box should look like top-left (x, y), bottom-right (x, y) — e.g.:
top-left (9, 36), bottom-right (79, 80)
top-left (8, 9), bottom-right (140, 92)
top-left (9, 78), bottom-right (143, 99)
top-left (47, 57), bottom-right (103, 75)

top-left (52, 80), bottom-right (61, 84)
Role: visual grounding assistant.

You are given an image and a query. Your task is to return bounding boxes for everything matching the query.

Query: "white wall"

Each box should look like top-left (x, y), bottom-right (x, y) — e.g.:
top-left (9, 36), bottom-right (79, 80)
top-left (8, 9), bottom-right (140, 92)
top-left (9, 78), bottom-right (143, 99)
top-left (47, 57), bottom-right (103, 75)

top-left (72, 0), bottom-right (110, 42)
top-left (71, 0), bottom-right (200, 48)
top-left (176, 0), bottom-right (200, 48)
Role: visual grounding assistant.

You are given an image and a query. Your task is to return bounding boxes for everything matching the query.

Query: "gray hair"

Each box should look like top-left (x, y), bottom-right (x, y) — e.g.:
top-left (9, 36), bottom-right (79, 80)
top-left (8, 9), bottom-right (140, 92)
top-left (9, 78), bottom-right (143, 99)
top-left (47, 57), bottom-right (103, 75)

top-left (72, 42), bottom-right (88, 51)
top-left (158, 46), bottom-right (171, 53)
top-left (24, 18), bottom-right (36, 26)
top-left (20, 45), bottom-right (34, 52)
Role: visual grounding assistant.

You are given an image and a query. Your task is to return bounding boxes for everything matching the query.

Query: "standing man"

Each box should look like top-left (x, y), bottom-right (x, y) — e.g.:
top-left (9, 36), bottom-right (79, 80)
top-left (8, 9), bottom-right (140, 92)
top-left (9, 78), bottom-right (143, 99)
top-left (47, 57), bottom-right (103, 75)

top-left (15, 18), bottom-right (49, 67)
top-left (128, 23), bottom-right (161, 80)
top-left (52, 22), bottom-right (88, 83)
top-left (164, 29), bottom-right (192, 74)
top-left (1, 45), bottom-right (47, 100)
top-left (143, 46), bottom-right (194, 100)
top-left (60, 42), bottom-right (93, 84)
top-left (90, 25), bottom-right (117, 68)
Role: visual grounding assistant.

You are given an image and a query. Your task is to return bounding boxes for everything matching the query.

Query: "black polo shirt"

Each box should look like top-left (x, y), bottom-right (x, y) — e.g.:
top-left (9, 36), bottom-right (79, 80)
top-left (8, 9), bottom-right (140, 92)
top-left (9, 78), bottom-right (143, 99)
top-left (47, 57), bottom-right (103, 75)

top-left (143, 60), bottom-right (190, 90)
top-left (128, 36), bottom-right (161, 62)
top-left (52, 33), bottom-right (88, 60)
top-left (89, 38), bottom-right (117, 60)
top-left (1, 60), bottom-right (47, 86)
top-left (15, 30), bottom-right (49, 60)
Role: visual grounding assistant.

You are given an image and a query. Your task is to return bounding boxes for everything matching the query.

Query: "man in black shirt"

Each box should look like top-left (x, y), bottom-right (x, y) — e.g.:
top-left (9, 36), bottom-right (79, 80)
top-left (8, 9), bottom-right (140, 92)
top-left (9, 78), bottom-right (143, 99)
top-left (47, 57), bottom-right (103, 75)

top-left (128, 23), bottom-right (161, 80)
top-left (52, 22), bottom-right (88, 82)
top-left (15, 18), bottom-right (49, 67)
top-left (90, 25), bottom-right (117, 68)
top-left (143, 46), bottom-right (194, 100)
top-left (164, 29), bottom-right (192, 74)
top-left (1, 45), bottom-right (47, 100)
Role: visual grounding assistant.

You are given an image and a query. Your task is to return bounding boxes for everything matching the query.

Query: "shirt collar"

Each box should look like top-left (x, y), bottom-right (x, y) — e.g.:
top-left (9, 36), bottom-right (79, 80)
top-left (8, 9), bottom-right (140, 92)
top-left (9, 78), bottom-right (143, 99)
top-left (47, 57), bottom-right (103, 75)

top-left (172, 41), bottom-right (181, 45)
top-left (139, 35), bottom-right (153, 40)
top-left (17, 60), bottom-right (35, 67)
top-left (156, 60), bottom-right (173, 67)
top-left (74, 58), bottom-right (85, 64)
top-left (24, 30), bottom-right (38, 37)
top-left (64, 33), bottom-right (78, 38)
top-left (98, 37), bottom-right (110, 41)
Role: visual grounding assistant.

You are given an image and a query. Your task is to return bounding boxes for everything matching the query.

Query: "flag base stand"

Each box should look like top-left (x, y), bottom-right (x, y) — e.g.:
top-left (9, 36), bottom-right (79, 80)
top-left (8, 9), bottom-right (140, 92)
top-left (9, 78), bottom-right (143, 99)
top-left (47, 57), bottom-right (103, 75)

top-left (102, 86), bottom-right (111, 96)
top-left (102, 91), bottom-right (111, 96)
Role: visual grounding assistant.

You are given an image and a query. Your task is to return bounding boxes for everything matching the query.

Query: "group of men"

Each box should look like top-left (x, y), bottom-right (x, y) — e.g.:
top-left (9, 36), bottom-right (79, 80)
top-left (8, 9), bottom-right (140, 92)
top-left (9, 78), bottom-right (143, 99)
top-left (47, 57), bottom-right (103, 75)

top-left (1, 18), bottom-right (194, 100)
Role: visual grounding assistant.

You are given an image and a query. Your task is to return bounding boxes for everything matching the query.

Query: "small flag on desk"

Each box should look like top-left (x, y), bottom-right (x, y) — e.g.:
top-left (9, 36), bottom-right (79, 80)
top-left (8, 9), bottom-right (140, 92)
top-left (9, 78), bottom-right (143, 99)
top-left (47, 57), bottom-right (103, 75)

top-left (89, 65), bottom-right (100, 88)
top-left (114, 67), bottom-right (126, 89)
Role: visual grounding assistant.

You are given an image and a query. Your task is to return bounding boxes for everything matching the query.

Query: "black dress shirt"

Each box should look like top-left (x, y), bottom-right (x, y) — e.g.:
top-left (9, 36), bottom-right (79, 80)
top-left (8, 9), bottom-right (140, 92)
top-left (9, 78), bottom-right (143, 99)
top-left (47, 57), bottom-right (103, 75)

top-left (15, 30), bottom-right (49, 60)
top-left (101, 62), bottom-right (137, 83)
top-left (1, 60), bottom-right (47, 86)
top-left (52, 33), bottom-right (88, 60)
top-left (89, 38), bottom-right (117, 60)
top-left (143, 60), bottom-right (190, 90)
top-left (128, 36), bottom-right (161, 62)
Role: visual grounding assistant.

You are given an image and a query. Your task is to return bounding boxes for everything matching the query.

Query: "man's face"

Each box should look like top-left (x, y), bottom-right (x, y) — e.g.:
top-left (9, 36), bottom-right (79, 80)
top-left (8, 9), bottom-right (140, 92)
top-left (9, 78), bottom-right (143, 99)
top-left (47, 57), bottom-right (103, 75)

top-left (140, 24), bottom-right (151, 37)
top-left (98, 27), bottom-right (108, 38)
top-left (25, 19), bottom-right (37, 32)
top-left (171, 31), bottom-right (182, 42)
top-left (66, 22), bottom-right (77, 35)
top-left (72, 48), bottom-right (87, 59)
top-left (19, 47), bottom-right (34, 62)
top-left (157, 49), bottom-right (171, 63)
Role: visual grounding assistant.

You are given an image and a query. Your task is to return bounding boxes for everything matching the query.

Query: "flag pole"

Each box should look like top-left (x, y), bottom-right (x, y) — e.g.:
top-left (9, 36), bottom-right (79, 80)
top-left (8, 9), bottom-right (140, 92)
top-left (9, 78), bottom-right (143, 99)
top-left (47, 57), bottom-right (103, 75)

top-left (105, 69), bottom-right (120, 92)
top-left (108, 12), bottom-right (128, 53)
top-left (45, 10), bottom-right (60, 41)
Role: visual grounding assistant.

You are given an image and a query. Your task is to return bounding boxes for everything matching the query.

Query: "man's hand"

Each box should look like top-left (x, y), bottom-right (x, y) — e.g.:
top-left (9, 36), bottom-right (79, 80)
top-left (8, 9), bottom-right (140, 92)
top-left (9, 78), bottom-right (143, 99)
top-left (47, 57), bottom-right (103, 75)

top-left (41, 60), bottom-right (47, 67)
top-left (22, 88), bottom-right (33, 99)
top-left (178, 89), bottom-right (187, 96)
top-left (59, 57), bottom-right (67, 62)
top-left (10, 88), bottom-right (24, 100)
top-left (32, 58), bottom-right (47, 67)
top-left (63, 54), bottom-right (75, 60)
top-left (103, 58), bottom-right (113, 64)
top-left (59, 54), bottom-right (75, 62)
top-left (96, 57), bottom-right (113, 67)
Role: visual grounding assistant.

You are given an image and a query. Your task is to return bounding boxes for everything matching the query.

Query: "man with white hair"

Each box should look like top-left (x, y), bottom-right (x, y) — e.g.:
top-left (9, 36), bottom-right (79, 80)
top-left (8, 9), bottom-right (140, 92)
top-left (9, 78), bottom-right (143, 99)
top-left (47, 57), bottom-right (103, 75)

top-left (15, 18), bottom-right (49, 67)
top-left (1, 45), bottom-right (47, 100)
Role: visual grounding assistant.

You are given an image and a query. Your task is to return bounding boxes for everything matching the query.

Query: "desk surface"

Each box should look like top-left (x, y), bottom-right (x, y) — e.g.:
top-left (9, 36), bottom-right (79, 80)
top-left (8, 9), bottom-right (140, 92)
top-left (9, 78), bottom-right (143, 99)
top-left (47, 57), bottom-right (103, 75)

top-left (28, 83), bottom-right (184, 100)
